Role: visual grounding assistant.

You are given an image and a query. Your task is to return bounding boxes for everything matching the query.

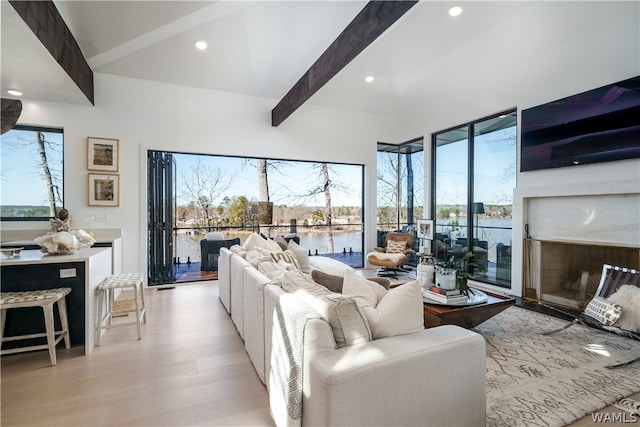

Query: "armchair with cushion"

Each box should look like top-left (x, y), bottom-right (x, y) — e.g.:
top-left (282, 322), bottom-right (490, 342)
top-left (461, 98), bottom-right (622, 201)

top-left (367, 232), bottom-right (415, 278)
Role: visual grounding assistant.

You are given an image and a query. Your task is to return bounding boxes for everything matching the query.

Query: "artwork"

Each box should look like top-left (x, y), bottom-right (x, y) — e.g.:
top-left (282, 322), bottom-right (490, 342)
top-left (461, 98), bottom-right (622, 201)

top-left (88, 174), bottom-right (119, 207)
top-left (87, 137), bottom-right (119, 171)
top-left (417, 219), bottom-right (434, 240)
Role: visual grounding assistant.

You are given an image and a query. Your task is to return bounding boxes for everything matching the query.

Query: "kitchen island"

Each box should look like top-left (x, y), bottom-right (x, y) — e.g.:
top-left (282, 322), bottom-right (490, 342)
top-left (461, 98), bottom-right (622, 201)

top-left (1, 247), bottom-right (112, 355)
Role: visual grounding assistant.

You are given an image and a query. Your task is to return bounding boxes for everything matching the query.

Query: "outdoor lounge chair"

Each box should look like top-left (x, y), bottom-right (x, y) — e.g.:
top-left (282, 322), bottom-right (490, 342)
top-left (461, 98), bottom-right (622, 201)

top-left (542, 264), bottom-right (640, 368)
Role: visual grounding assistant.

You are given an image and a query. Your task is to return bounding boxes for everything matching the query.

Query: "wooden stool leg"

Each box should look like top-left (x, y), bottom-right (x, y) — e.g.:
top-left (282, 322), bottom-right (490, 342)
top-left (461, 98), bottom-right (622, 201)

top-left (96, 288), bottom-right (105, 346)
top-left (133, 285), bottom-right (142, 340)
top-left (139, 283), bottom-right (147, 324)
top-left (42, 303), bottom-right (57, 366)
top-left (56, 296), bottom-right (71, 349)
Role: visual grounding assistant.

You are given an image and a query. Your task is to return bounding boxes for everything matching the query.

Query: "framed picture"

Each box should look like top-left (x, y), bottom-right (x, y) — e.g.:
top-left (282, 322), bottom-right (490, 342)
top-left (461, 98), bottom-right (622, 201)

top-left (88, 173), bottom-right (119, 207)
top-left (417, 219), bottom-right (434, 240)
top-left (87, 137), bottom-right (119, 172)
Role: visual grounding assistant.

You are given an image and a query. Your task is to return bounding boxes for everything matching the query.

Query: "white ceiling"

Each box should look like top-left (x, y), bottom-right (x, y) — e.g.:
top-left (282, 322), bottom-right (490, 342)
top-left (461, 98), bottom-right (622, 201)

top-left (1, 1), bottom-right (638, 120)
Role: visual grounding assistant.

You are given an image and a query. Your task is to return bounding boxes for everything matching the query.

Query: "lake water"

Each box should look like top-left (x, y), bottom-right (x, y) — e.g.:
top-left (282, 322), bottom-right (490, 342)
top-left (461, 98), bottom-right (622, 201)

top-left (174, 218), bottom-right (513, 263)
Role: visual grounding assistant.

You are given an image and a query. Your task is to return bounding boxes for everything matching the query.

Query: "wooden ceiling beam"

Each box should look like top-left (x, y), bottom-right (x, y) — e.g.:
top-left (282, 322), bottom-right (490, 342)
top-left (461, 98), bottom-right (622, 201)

top-left (271, 0), bottom-right (417, 127)
top-left (9, 0), bottom-right (94, 105)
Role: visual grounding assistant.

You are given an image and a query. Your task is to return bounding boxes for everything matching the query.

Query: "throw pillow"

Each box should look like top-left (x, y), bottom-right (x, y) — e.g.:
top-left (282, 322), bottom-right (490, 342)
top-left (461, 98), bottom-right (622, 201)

top-left (386, 239), bottom-right (406, 254)
top-left (583, 296), bottom-right (622, 326)
top-left (342, 269), bottom-right (424, 339)
top-left (273, 235), bottom-right (288, 251)
top-left (264, 237), bottom-right (283, 253)
top-left (607, 284), bottom-right (640, 332)
top-left (244, 232), bottom-right (268, 251)
top-left (280, 271), bottom-right (371, 347)
top-left (271, 250), bottom-right (301, 270)
top-left (288, 240), bottom-right (311, 273)
top-left (311, 269), bottom-right (390, 293)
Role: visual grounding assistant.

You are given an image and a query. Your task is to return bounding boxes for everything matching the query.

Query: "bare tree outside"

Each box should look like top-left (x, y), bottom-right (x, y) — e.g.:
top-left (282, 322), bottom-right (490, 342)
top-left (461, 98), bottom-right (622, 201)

top-left (179, 156), bottom-right (231, 229)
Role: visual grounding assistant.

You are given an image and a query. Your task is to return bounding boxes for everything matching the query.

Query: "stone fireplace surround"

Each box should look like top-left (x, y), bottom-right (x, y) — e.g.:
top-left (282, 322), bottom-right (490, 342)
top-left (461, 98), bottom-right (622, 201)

top-left (512, 178), bottom-right (640, 308)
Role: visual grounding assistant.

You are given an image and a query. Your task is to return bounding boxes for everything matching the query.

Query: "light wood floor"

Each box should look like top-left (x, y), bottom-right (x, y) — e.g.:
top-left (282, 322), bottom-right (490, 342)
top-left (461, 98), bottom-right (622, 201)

top-left (1, 280), bottom-right (637, 426)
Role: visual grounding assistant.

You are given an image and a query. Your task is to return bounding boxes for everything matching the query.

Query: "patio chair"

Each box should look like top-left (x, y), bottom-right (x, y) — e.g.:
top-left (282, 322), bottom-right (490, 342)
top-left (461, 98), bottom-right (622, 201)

top-left (542, 264), bottom-right (640, 368)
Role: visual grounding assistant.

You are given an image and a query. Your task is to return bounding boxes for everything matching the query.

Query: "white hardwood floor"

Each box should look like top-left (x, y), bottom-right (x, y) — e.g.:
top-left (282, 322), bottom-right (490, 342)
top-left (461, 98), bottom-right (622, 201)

top-left (1, 281), bottom-right (274, 426)
top-left (1, 280), bottom-right (637, 426)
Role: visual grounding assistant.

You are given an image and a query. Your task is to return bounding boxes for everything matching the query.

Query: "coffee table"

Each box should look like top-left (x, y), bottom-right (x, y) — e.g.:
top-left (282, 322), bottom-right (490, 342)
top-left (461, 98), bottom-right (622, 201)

top-left (422, 290), bottom-right (515, 329)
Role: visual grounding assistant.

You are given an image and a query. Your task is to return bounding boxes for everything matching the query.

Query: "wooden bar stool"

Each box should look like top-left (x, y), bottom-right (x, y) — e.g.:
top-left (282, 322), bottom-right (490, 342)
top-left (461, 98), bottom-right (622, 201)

top-left (0, 287), bottom-right (72, 366)
top-left (96, 273), bottom-right (146, 345)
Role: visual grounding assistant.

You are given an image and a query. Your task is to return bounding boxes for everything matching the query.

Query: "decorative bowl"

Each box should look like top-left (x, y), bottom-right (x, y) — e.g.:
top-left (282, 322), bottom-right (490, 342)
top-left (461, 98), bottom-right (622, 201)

top-left (1, 247), bottom-right (23, 258)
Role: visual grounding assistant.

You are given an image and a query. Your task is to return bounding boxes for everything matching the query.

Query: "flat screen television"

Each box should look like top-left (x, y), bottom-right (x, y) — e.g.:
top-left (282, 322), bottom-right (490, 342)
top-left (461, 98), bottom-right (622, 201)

top-left (520, 75), bottom-right (640, 172)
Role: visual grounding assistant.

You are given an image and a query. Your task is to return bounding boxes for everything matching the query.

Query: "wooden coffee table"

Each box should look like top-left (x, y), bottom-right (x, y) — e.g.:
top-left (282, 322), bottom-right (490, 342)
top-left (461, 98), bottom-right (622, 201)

top-left (423, 290), bottom-right (515, 329)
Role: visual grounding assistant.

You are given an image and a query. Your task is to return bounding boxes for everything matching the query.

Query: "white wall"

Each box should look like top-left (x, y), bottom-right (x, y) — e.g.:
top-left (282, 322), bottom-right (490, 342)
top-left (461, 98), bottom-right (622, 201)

top-left (5, 73), bottom-right (399, 277)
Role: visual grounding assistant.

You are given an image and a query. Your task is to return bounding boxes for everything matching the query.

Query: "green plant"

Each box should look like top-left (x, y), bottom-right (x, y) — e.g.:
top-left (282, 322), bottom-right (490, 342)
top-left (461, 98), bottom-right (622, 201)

top-left (437, 251), bottom-right (487, 297)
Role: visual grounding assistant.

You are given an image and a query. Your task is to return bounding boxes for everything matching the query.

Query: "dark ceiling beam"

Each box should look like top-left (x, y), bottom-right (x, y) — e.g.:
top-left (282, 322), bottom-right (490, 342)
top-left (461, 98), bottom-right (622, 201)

top-left (9, 0), bottom-right (94, 105)
top-left (271, 0), bottom-right (418, 127)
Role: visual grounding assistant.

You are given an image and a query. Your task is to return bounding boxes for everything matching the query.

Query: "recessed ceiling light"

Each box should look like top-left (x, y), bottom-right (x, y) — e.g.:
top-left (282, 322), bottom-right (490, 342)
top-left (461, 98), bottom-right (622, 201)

top-left (194, 40), bottom-right (208, 50)
top-left (365, 76), bottom-right (374, 83)
top-left (7, 89), bottom-right (22, 96)
top-left (449, 6), bottom-right (462, 17)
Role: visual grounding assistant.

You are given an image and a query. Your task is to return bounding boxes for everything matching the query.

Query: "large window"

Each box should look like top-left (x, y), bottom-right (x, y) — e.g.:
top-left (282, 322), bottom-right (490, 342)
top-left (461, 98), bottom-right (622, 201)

top-left (376, 139), bottom-right (424, 249)
top-left (432, 111), bottom-right (516, 287)
top-left (1, 125), bottom-right (64, 220)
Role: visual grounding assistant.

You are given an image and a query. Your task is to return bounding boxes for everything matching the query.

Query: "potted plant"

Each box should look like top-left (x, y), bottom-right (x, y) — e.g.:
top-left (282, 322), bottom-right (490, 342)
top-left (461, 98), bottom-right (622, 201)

top-left (436, 251), bottom-right (487, 297)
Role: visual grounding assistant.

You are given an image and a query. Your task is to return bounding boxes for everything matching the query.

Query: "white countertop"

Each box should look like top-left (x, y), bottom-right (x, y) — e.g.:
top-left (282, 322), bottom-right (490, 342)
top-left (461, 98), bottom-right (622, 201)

top-left (0, 247), bottom-right (111, 266)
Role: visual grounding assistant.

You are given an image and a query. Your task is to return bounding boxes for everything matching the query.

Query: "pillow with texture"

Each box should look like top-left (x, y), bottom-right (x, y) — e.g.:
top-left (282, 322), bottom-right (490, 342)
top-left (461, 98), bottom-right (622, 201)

top-left (342, 270), bottom-right (424, 339)
top-left (273, 235), bottom-right (288, 251)
top-left (271, 250), bottom-right (301, 270)
top-left (264, 237), bottom-right (283, 253)
top-left (607, 284), bottom-right (640, 332)
top-left (311, 269), bottom-right (390, 293)
top-left (584, 296), bottom-right (622, 326)
top-left (386, 240), bottom-right (407, 254)
top-left (288, 240), bottom-right (311, 273)
top-left (280, 271), bottom-right (371, 347)
top-left (244, 232), bottom-right (268, 251)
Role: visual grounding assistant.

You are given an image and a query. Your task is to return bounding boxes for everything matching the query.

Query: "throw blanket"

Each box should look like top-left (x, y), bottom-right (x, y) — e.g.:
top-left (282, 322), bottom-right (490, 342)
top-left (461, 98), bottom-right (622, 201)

top-left (269, 293), bottom-right (324, 427)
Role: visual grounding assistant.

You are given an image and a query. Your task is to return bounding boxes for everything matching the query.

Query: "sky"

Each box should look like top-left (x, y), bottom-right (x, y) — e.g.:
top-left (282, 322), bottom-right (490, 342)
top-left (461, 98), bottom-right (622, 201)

top-left (0, 128), bottom-right (64, 205)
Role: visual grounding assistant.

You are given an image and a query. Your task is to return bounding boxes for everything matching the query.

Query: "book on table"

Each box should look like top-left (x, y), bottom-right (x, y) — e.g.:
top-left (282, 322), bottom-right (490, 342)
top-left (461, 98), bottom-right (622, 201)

top-left (429, 286), bottom-right (461, 296)
top-left (423, 289), bottom-right (468, 304)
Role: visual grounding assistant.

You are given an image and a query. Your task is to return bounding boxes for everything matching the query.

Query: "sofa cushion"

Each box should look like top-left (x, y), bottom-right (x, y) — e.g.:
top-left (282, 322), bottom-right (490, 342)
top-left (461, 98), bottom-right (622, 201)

top-left (311, 270), bottom-right (390, 293)
top-left (273, 235), bottom-right (289, 251)
top-left (308, 256), bottom-right (354, 276)
top-left (342, 270), bottom-right (424, 339)
top-left (265, 237), bottom-right (283, 253)
top-left (271, 250), bottom-right (301, 270)
top-left (288, 240), bottom-right (311, 273)
top-left (244, 232), bottom-right (268, 251)
top-left (280, 271), bottom-right (371, 348)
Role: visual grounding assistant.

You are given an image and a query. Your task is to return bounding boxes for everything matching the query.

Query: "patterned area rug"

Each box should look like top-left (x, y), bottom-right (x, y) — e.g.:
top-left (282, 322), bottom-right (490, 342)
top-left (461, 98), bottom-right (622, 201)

top-left (474, 306), bottom-right (640, 427)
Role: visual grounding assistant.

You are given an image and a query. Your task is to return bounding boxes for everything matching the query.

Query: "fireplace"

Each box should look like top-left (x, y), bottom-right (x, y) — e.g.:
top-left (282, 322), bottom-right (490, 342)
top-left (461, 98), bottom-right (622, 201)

top-left (524, 238), bottom-right (640, 309)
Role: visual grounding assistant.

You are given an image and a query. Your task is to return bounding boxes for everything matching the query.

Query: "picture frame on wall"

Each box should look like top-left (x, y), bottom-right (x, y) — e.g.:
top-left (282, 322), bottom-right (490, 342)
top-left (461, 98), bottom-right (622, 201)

top-left (417, 219), bottom-right (434, 240)
top-left (87, 137), bottom-right (119, 172)
top-left (88, 173), bottom-right (119, 207)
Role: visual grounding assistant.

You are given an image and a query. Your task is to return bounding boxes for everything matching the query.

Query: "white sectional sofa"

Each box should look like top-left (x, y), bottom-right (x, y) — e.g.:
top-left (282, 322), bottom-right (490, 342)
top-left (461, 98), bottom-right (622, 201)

top-left (218, 237), bottom-right (486, 427)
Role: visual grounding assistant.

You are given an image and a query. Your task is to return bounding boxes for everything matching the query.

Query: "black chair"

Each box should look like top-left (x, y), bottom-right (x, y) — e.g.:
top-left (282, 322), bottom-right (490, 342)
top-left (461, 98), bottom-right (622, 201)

top-left (200, 238), bottom-right (240, 272)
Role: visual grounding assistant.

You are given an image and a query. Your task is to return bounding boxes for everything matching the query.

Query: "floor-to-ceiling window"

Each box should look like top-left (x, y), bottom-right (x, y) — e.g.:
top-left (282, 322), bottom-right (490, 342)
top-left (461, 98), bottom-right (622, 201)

top-left (432, 111), bottom-right (516, 287)
top-left (376, 139), bottom-right (424, 252)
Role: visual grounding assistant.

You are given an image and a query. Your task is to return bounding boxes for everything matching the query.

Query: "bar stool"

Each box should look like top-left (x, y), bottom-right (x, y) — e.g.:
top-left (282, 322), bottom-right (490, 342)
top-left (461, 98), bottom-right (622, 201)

top-left (96, 273), bottom-right (146, 345)
top-left (0, 287), bottom-right (72, 366)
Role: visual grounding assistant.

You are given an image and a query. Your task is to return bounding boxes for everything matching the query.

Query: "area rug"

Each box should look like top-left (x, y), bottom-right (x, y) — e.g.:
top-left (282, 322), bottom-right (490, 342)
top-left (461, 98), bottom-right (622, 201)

top-left (474, 306), bottom-right (640, 427)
